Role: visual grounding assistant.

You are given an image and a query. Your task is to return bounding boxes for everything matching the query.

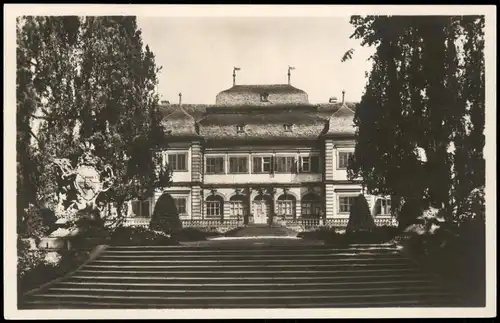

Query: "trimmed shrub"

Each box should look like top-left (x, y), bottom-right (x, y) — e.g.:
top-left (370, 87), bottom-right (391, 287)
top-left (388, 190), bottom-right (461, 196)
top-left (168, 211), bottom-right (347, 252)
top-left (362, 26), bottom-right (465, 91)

top-left (346, 194), bottom-right (375, 234)
top-left (149, 193), bottom-right (182, 235)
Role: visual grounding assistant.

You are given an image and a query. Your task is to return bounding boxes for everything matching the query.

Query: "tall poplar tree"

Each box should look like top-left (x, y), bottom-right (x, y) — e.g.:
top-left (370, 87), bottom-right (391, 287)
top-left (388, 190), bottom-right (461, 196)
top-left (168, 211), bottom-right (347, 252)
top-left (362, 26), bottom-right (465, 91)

top-left (344, 16), bottom-right (485, 225)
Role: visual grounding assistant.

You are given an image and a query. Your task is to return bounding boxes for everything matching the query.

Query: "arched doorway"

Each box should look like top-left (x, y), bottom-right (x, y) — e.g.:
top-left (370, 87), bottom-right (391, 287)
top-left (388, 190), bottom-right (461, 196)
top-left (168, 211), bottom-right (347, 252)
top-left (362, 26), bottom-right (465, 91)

top-left (205, 195), bottom-right (224, 220)
top-left (253, 194), bottom-right (272, 224)
top-left (277, 194), bottom-right (296, 220)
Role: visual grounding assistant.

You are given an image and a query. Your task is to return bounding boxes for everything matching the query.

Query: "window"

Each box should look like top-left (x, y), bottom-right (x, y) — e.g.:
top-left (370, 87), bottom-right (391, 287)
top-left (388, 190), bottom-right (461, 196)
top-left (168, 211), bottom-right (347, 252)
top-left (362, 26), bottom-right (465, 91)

top-left (300, 155), bottom-right (320, 173)
top-left (174, 197), bottom-right (187, 215)
top-left (253, 156), bottom-right (273, 173)
top-left (277, 195), bottom-right (296, 218)
top-left (230, 196), bottom-right (247, 217)
top-left (206, 156), bottom-right (225, 174)
top-left (338, 196), bottom-right (357, 214)
top-left (376, 198), bottom-right (392, 215)
top-left (229, 157), bottom-right (248, 173)
top-left (274, 156), bottom-right (296, 173)
top-left (260, 92), bottom-right (269, 102)
top-left (284, 124), bottom-right (293, 132)
top-left (338, 151), bottom-right (354, 169)
top-left (168, 153), bottom-right (187, 171)
top-left (300, 156), bottom-right (310, 172)
top-left (205, 195), bottom-right (223, 218)
top-left (236, 124), bottom-right (245, 133)
top-left (206, 202), bottom-right (221, 217)
top-left (131, 199), bottom-right (150, 217)
top-left (301, 193), bottom-right (322, 218)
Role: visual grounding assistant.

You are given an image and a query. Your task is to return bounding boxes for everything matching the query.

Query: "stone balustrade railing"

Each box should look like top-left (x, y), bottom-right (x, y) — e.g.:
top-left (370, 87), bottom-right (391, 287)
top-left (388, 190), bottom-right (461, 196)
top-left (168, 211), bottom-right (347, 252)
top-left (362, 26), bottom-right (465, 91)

top-left (121, 217), bottom-right (151, 228)
top-left (181, 219), bottom-right (244, 228)
top-left (110, 216), bottom-right (397, 230)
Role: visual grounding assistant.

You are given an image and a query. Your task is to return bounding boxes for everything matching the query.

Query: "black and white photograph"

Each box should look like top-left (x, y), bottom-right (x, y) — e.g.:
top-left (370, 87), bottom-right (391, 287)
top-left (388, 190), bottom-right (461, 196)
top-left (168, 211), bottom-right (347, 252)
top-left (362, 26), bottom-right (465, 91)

top-left (4, 4), bottom-right (496, 319)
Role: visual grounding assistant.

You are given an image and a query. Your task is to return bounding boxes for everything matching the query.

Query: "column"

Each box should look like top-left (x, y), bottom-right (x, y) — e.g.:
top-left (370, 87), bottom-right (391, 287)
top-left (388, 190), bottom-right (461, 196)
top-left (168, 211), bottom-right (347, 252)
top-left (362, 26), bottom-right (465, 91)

top-left (246, 187), bottom-right (252, 225)
top-left (191, 187), bottom-right (202, 220)
top-left (295, 193), bottom-right (301, 221)
top-left (223, 193), bottom-right (230, 223)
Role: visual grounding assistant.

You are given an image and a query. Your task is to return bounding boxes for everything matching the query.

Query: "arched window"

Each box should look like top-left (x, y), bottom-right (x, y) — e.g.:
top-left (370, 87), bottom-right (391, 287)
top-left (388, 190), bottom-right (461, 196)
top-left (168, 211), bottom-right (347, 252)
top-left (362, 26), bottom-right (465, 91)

top-left (229, 195), bottom-right (247, 217)
top-left (277, 194), bottom-right (296, 218)
top-left (205, 195), bottom-right (224, 218)
top-left (301, 193), bottom-right (322, 218)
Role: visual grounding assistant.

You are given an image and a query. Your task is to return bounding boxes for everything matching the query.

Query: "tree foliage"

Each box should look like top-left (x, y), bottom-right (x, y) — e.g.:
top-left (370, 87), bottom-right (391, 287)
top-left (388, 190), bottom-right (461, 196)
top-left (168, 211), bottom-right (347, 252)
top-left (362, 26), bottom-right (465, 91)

top-left (345, 16), bottom-right (485, 223)
top-left (16, 16), bottom-right (169, 224)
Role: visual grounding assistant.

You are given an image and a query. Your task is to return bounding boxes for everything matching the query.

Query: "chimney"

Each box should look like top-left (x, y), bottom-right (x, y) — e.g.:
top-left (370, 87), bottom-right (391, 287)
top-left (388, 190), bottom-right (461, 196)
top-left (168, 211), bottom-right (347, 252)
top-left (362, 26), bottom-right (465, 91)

top-left (342, 90), bottom-right (345, 105)
top-left (329, 97), bottom-right (338, 104)
top-left (161, 100), bottom-right (170, 105)
top-left (178, 93), bottom-right (182, 106)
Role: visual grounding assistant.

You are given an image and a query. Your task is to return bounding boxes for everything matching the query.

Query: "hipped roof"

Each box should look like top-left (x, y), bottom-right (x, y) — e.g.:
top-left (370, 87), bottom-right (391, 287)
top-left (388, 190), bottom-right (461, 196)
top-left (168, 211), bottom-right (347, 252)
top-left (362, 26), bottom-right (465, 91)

top-left (159, 101), bottom-right (357, 140)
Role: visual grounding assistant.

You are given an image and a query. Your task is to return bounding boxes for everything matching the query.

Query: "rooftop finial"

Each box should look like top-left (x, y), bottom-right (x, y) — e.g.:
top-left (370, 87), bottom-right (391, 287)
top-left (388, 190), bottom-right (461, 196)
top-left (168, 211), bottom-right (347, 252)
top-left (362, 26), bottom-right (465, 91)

top-left (178, 92), bottom-right (182, 106)
top-left (288, 66), bottom-right (295, 85)
top-left (233, 67), bottom-right (241, 86)
top-left (342, 90), bottom-right (345, 105)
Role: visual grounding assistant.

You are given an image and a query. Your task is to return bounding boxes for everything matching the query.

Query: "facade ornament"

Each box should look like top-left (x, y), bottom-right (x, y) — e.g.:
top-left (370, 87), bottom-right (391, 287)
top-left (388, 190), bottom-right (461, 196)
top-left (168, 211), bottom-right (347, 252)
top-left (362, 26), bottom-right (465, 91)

top-left (210, 189), bottom-right (217, 196)
top-left (234, 188), bottom-right (242, 196)
top-left (52, 141), bottom-right (115, 220)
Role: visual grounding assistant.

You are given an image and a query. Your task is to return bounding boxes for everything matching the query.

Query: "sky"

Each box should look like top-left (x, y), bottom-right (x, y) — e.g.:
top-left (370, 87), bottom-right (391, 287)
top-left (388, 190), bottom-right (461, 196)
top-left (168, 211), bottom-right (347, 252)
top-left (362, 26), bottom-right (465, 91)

top-left (137, 16), bottom-right (375, 105)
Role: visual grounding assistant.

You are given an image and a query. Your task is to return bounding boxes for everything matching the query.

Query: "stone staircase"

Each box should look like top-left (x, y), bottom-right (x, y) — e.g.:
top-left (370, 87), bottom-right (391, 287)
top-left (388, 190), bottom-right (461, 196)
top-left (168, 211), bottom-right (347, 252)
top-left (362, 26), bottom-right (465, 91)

top-left (20, 243), bottom-right (463, 309)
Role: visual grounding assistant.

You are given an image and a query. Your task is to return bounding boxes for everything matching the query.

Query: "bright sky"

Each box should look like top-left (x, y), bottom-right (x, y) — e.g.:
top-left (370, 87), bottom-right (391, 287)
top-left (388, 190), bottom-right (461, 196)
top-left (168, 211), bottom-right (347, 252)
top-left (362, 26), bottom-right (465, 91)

top-left (137, 16), bottom-right (375, 105)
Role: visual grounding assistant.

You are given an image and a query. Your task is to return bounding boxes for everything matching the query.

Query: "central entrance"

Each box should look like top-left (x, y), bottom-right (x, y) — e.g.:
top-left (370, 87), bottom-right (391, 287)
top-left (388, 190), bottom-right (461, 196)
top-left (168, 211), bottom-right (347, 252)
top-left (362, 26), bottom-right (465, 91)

top-left (253, 194), bottom-right (272, 224)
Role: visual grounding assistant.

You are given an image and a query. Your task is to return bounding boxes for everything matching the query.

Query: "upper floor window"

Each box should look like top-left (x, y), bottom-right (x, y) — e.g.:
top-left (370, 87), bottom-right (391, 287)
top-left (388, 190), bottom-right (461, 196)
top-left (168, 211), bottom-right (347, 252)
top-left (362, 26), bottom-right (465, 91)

top-left (260, 92), bottom-right (270, 102)
top-left (131, 199), bottom-right (150, 218)
top-left (229, 156), bottom-right (248, 173)
top-left (173, 197), bottom-right (187, 215)
top-left (275, 156), bottom-right (296, 173)
top-left (253, 156), bottom-right (272, 173)
top-left (376, 198), bottom-right (392, 216)
top-left (168, 153), bottom-right (187, 171)
top-left (206, 156), bottom-right (225, 174)
top-left (338, 196), bottom-right (357, 214)
top-left (299, 155), bottom-right (320, 173)
top-left (338, 151), bottom-right (354, 169)
top-left (236, 124), bottom-right (245, 133)
top-left (284, 124), bottom-right (293, 132)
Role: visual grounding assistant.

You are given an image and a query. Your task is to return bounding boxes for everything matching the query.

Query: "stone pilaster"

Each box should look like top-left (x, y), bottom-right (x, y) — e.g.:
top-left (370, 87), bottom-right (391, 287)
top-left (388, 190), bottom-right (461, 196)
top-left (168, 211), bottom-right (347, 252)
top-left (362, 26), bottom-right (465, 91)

top-left (191, 186), bottom-right (202, 220)
top-left (325, 184), bottom-right (335, 219)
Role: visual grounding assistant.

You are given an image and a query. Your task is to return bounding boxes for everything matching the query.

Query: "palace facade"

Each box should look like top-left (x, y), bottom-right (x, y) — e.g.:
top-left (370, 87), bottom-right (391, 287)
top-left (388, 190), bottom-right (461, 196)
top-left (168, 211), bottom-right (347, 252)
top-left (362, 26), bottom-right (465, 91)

top-left (123, 82), bottom-right (396, 230)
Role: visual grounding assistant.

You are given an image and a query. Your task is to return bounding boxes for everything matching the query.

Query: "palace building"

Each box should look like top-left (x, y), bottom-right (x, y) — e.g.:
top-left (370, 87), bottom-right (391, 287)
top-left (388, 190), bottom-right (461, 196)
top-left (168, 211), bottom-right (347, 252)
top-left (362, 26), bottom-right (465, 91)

top-left (123, 76), bottom-right (396, 230)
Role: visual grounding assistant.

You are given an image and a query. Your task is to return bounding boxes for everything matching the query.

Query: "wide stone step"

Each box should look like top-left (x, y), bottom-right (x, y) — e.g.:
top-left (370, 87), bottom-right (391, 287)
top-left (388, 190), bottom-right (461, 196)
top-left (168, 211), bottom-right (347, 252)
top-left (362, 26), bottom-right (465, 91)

top-left (51, 280), bottom-right (439, 291)
top-left (66, 272), bottom-right (432, 284)
top-left (75, 267), bottom-right (422, 277)
top-left (88, 257), bottom-right (410, 266)
top-left (26, 291), bottom-right (457, 306)
top-left (80, 263), bottom-right (414, 272)
top-left (103, 246), bottom-right (400, 254)
top-left (22, 298), bottom-right (459, 309)
top-left (42, 286), bottom-right (451, 299)
top-left (97, 253), bottom-right (404, 260)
